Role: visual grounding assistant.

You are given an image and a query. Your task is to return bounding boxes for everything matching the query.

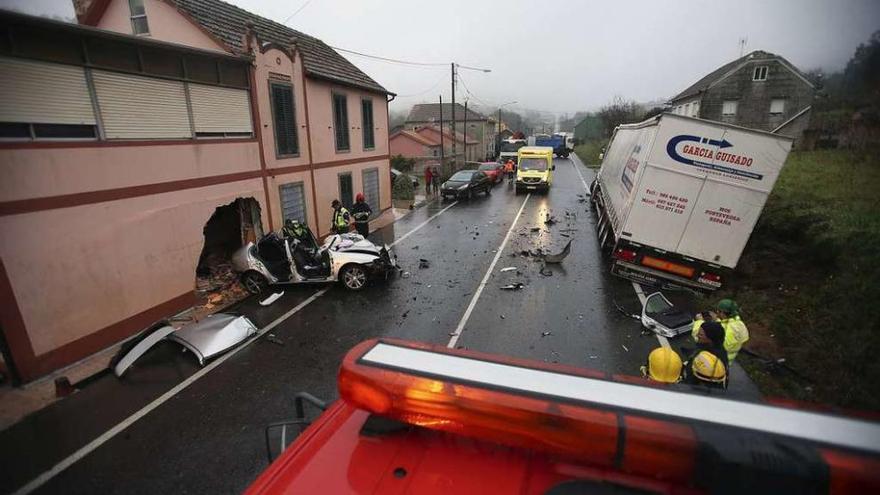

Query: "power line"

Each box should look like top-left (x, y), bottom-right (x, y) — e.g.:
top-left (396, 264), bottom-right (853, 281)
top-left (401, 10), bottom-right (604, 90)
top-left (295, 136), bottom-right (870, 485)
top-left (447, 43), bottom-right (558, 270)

top-left (330, 46), bottom-right (448, 67)
top-left (394, 73), bottom-right (448, 98)
top-left (282, 0), bottom-right (315, 24)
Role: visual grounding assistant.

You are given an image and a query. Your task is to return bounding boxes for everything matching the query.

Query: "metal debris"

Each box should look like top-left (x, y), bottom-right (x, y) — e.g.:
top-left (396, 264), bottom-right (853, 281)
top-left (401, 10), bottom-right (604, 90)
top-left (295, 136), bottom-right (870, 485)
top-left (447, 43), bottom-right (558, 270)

top-left (543, 240), bottom-right (572, 264)
top-left (259, 292), bottom-right (284, 306)
top-left (266, 334), bottom-right (284, 346)
top-left (622, 345), bottom-right (629, 352)
top-left (500, 267), bottom-right (517, 272)
top-left (418, 259), bottom-right (430, 269)
top-left (500, 282), bottom-right (525, 290)
top-left (541, 331), bottom-right (552, 337)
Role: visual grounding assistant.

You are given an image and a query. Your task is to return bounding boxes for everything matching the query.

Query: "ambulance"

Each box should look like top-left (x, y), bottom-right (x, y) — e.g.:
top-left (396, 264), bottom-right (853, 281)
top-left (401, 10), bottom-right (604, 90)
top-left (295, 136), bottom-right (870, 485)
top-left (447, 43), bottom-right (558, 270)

top-left (515, 146), bottom-right (554, 193)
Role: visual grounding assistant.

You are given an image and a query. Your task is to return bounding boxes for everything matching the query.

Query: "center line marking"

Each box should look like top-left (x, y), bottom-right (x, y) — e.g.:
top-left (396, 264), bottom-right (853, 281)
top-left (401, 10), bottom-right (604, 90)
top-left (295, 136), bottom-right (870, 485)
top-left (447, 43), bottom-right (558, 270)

top-left (13, 199), bottom-right (460, 495)
top-left (448, 194), bottom-right (530, 348)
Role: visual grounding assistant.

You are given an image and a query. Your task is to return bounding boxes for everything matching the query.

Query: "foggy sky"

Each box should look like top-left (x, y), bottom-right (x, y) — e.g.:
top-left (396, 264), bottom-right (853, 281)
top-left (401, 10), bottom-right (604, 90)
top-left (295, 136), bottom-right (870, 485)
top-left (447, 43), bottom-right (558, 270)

top-left (5, 0), bottom-right (879, 116)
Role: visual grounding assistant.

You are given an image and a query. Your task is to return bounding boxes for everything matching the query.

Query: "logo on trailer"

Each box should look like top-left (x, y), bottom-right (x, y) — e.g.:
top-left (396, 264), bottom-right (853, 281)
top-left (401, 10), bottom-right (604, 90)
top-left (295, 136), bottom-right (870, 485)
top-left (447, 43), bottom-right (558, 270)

top-left (666, 135), bottom-right (763, 180)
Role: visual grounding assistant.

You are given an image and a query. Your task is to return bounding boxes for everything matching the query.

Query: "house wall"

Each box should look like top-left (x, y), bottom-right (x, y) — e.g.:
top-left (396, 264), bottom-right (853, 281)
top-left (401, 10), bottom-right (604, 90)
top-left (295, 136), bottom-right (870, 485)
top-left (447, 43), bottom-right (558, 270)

top-left (774, 108), bottom-right (812, 150)
top-left (0, 141), bottom-right (265, 380)
top-left (699, 59), bottom-right (814, 132)
top-left (390, 134), bottom-right (431, 158)
top-left (96, 0), bottom-right (226, 52)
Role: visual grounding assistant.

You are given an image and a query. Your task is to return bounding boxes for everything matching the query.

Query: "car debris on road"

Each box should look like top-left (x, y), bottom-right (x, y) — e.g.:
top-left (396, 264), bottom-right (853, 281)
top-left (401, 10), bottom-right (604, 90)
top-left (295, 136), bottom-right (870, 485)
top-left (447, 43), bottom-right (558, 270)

top-left (500, 282), bottom-right (524, 290)
top-left (259, 292), bottom-right (284, 306)
top-left (543, 240), bottom-right (572, 264)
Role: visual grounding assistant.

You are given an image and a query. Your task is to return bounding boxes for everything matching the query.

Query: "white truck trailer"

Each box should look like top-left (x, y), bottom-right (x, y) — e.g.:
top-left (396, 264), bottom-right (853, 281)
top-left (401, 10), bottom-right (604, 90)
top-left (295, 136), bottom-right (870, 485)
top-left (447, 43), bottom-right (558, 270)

top-left (590, 113), bottom-right (793, 292)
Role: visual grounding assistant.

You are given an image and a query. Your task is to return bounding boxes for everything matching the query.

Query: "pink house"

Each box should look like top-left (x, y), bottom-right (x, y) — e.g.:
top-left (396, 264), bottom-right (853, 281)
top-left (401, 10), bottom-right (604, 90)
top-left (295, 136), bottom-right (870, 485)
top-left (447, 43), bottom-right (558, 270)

top-left (0, 1), bottom-right (393, 382)
top-left (390, 130), bottom-right (440, 158)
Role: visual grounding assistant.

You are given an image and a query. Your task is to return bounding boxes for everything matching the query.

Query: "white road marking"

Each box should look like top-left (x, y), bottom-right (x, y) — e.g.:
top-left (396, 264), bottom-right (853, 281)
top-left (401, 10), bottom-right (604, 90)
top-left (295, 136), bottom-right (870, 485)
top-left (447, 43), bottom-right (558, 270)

top-left (570, 155), bottom-right (670, 350)
top-left (390, 200), bottom-right (458, 247)
top-left (13, 201), bottom-right (461, 494)
top-left (570, 153), bottom-right (591, 190)
top-left (447, 194), bottom-right (530, 348)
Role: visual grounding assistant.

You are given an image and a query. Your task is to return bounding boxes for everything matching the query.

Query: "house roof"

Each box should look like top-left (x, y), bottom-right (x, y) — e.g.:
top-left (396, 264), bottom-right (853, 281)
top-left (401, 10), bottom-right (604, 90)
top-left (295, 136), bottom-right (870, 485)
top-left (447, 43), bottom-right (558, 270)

top-left (670, 50), bottom-right (812, 103)
top-left (415, 125), bottom-right (479, 145)
top-left (391, 130), bottom-right (440, 146)
top-left (406, 103), bottom-right (487, 123)
top-left (79, 0), bottom-right (388, 94)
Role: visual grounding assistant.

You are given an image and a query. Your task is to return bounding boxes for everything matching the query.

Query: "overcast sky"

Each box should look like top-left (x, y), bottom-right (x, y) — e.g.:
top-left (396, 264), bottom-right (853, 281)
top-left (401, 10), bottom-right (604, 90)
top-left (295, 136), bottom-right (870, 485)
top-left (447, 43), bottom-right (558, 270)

top-left (4, 0), bottom-right (878, 116)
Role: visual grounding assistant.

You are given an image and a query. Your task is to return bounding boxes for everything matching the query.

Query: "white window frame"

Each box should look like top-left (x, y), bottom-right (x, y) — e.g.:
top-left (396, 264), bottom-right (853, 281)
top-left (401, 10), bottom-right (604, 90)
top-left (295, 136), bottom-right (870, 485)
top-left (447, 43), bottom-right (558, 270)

top-left (753, 65), bottom-right (768, 81)
top-left (769, 98), bottom-right (785, 115)
top-left (722, 100), bottom-right (738, 116)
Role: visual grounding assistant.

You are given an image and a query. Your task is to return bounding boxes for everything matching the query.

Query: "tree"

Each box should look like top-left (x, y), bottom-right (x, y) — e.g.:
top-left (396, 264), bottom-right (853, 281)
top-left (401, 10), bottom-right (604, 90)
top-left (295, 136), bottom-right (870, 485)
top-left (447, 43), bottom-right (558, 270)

top-left (597, 96), bottom-right (644, 137)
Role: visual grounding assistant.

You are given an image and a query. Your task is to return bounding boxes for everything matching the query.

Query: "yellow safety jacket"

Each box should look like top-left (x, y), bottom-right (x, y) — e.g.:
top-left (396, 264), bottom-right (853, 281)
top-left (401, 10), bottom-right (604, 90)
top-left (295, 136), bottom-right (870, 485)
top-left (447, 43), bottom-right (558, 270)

top-left (332, 207), bottom-right (350, 233)
top-left (692, 316), bottom-right (749, 362)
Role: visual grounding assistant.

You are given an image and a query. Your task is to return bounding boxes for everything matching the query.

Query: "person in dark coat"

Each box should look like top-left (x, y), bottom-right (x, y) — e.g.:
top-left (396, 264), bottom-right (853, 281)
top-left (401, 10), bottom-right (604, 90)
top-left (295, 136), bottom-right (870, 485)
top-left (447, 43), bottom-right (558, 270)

top-left (350, 193), bottom-right (372, 237)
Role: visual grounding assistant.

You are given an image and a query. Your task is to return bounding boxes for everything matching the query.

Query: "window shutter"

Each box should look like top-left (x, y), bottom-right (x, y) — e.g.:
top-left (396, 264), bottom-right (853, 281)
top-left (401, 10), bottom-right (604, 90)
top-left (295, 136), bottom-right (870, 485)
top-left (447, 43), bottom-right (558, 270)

top-left (0, 56), bottom-right (95, 125)
top-left (334, 94), bottom-right (349, 150)
top-left (93, 70), bottom-right (191, 139)
top-left (279, 182), bottom-right (307, 223)
top-left (362, 99), bottom-right (375, 149)
top-left (271, 84), bottom-right (298, 155)
top-left (189, 83), bottom-right (252, 134)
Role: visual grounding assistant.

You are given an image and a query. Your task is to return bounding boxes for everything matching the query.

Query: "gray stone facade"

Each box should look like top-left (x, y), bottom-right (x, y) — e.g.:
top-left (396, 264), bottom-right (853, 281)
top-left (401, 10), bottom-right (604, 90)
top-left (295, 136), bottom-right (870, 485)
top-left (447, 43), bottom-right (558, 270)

top-left (670, 51), bottom-right (815, 147)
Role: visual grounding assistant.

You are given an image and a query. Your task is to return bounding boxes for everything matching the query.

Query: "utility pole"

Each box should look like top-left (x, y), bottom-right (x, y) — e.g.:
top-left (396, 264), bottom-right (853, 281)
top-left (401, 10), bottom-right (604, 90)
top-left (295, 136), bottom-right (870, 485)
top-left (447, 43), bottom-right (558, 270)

top-left (463, 100), bottom-right (468, 162)
top-left (450, 62), bottom-right (456, 166)
top-left (439, 94), bottom-right (444, 176)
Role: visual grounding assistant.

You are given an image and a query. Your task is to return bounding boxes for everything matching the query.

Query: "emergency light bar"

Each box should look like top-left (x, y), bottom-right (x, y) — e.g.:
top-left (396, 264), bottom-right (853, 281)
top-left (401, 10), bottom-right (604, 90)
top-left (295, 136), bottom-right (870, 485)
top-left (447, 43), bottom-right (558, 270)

top-left (339, 339), bottom-right (880, 487)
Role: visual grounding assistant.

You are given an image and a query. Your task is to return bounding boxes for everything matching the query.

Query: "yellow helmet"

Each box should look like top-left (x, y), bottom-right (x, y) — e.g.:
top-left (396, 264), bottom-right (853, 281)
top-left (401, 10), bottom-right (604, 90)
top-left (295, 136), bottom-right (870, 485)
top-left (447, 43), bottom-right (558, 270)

top-left (692, 351), bottom-right (727, 383)
top-left (645, 347), bottom-right (682, 383)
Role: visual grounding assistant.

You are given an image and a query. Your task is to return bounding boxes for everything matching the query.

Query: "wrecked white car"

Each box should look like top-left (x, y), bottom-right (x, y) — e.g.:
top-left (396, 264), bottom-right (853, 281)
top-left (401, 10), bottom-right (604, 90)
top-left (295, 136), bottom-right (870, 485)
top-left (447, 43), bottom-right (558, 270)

top-left (231, 226), bottom-right (396, 293)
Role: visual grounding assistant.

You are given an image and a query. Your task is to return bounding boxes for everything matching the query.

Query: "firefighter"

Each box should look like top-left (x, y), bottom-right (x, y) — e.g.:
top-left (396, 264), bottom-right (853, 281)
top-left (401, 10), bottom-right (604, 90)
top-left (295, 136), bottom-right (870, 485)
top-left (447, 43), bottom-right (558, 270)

top-left (350, 193), bottom-right (372, 237)
top-left (692, 299), bottom-right (750, 362)
top-left (330, 199), bottom-right (351, 234)
top-left (683, 320), bottom-right (729, 388)
top-left (640, 347), bottom-right (683, 383)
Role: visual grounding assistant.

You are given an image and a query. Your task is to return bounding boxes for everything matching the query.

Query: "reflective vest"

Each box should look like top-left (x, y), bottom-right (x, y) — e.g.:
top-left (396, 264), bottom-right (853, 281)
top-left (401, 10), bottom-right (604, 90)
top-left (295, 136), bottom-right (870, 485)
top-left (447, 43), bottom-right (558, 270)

top-left (504, 161), bottom-right (514, 172)
top-left (692, 316), bottom-right (749, 362)
top-left (333, 207), bottom-right (350, 232)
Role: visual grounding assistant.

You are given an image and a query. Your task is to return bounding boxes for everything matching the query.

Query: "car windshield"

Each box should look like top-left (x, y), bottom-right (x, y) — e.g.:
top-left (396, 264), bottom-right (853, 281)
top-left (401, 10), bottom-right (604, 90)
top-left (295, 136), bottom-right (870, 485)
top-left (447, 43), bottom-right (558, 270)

top-left (500, 142), bottom-right (525, 152)
top-left (519, 158), bottom-right (548, 171)
top-left (478, 164), bottom-right (496, 171)
top-left (450, 171), bottom-right (475, 181)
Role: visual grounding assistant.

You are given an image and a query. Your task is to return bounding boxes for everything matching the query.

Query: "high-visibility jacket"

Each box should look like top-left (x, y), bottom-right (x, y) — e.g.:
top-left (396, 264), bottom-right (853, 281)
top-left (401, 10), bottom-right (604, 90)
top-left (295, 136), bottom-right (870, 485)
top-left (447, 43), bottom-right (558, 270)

top-left (332, 207), bottom-right (351, 232)
top-left (692, 316), bottom-right (749, 362)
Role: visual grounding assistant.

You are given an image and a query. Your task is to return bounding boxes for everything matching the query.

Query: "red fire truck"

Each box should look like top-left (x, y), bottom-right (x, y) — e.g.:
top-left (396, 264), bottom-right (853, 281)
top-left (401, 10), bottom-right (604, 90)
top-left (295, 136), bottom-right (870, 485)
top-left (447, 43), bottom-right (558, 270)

top-left (247, 339), bottom-right (880, 494)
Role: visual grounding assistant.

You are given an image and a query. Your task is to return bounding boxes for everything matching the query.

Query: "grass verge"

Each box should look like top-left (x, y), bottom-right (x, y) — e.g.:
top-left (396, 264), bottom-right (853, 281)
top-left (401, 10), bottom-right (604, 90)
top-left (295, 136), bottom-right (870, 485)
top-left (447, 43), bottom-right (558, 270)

top-left (714, 149), bottom-right (880, 410)
top-left (575, 140), bottom-right (608, 168)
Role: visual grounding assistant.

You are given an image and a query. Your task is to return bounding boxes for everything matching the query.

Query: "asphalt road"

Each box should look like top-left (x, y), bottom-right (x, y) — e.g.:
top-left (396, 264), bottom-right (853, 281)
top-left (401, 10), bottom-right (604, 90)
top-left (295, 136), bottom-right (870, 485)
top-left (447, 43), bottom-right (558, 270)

top-left (2, 156), bottom-right (759, 495)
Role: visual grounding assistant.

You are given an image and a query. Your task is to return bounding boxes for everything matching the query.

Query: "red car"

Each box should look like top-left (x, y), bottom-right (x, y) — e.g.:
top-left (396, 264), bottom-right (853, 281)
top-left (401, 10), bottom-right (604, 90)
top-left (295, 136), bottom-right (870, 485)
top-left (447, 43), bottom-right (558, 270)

top-left (476, 161), bottom-right (504, 184)
top-left (247, 339), bottom-right (880, 494)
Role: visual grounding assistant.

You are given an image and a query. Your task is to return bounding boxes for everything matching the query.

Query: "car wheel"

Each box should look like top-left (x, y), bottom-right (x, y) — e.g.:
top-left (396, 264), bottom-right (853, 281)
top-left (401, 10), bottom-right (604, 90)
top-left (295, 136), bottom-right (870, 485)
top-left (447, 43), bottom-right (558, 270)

top-left (241, 271), bottom-right (269, 295)
top-left (340, 264), bottom-right (368, 291)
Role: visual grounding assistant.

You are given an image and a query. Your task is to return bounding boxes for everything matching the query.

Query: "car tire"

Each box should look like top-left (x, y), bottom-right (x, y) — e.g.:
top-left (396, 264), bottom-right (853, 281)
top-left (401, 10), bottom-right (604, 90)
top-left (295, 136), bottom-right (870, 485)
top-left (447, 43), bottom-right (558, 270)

top-left (241, 271), bottom-right (269, 295)
top-left (340, 264), bottom-right (368, 291)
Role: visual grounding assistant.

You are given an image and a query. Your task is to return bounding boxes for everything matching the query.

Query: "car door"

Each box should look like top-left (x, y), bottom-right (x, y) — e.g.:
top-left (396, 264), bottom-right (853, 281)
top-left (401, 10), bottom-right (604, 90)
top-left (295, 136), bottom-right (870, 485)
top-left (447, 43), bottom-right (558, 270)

top-left (475, 172), bottom-right (488, 191)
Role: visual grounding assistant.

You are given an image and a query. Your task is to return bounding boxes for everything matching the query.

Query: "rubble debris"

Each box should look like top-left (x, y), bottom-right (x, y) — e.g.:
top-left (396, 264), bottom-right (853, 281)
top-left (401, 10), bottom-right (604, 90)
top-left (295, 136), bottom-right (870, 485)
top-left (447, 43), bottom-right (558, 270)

top-left (544, 213), bottom-right (557, 225)
top-left (560, 233), bottom-right (570, 238)
top-left (208, 294), bottom-right (223, 304)
top-left (539, 264), bottom-right (553, 277)
top-left (412, 245), bottom-right (419, 250)
top-left (530, 227), bottom-right (541, 232)
top-left (418, 259), bottom-right (430, 269)
top-left (259, 292), bottom-right (284, 306)
top-left (500, 315), bottom-right (506, 319)
top-left (402, 310), bottom-right (410, 318)
top-left (266, 334), bottom-right (284, 346)
top-left (543, 240), bottom-right (572, 264)
top-left (500, 282), bottom-right (524, 291)
top-left (541, 331), bottom-right (552, 337)
top-left (401, 271), bottom-right (411, 278)
top-left (500, 267), bottom-right (517, 273)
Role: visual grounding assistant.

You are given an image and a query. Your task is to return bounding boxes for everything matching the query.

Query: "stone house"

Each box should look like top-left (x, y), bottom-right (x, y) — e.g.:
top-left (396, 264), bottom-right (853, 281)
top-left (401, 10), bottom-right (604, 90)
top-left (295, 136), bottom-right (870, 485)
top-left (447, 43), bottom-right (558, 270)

top-left (668, 50), bottom-right (815, 146)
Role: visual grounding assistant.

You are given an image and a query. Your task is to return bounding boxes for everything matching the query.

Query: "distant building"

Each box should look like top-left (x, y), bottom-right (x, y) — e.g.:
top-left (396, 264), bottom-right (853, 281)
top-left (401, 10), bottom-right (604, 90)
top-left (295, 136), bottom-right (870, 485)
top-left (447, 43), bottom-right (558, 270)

top-left (668, 50), bottom-right (815, 147)
top-left (574, 114), bottom-right (603, 142)
top-left (405, 103), bottom-right (494, 159)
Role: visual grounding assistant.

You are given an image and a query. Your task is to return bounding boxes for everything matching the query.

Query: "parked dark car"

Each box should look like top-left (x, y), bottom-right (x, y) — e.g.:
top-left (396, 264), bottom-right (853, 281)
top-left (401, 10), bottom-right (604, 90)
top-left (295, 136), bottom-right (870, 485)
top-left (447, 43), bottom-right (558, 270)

top-left (440, 170), bottom-right (492, 200)
top-left (390, 168), bottom-right (419, 188)
top-left (476, 162), bottom-right (504, 183)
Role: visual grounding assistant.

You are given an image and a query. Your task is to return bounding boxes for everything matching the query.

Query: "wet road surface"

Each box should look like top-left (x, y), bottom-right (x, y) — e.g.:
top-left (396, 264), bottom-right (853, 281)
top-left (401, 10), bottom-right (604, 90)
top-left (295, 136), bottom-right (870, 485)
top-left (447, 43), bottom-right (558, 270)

top-left (3, 156), bottom-right (759, 495)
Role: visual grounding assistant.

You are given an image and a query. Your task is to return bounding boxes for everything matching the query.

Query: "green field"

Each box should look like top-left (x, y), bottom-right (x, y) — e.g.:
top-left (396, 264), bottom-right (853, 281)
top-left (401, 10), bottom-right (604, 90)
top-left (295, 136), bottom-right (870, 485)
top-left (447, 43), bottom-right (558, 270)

top-left (574, 140), bottom-right (608, 168)
top-left (713, 149), bottom-right (880, 410)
